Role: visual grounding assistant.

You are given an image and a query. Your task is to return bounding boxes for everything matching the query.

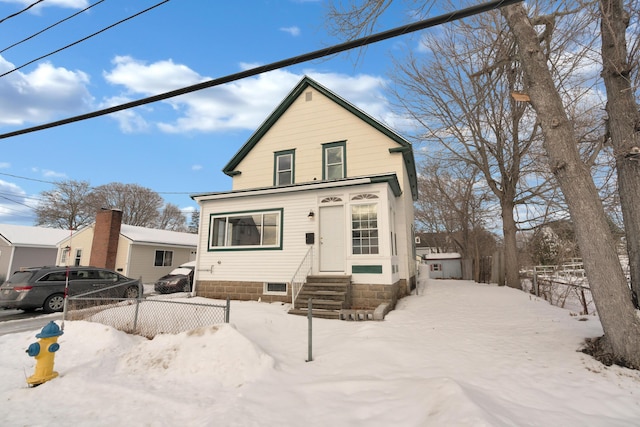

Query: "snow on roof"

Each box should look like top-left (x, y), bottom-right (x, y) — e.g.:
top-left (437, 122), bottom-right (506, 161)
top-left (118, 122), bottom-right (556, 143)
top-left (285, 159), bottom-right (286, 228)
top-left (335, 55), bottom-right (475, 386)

top-left (0, 224), bottom-right (71, 248)
top-left (119, 224), bottom-right (197, 247)
top-left (424, 252), bottom-right (462, 260)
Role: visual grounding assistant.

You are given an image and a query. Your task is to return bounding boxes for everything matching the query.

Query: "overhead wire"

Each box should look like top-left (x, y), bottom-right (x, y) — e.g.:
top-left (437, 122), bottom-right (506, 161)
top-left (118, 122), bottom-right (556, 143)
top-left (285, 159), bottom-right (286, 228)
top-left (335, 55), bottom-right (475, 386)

top-left (0, 0), bottom-right (45, 25)
top-left (0, 0), bottom-right (107, 55)
top-left (0, 171), bottom-right (200, 204)
top-left (0, 0), bottom-right (523, 140)
top-left (0, 0), bottom-right (170, 79)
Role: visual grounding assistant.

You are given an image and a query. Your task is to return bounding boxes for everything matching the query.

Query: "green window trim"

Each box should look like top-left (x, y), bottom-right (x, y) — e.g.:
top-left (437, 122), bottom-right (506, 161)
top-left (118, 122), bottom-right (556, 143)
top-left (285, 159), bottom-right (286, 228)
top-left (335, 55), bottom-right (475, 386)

top-left (352, 265), bottom-right (383, 274)
top-left (274, 149), bottom-right (295, 186)
top-left (322, 141), bottom-right (346, 180)
top-left (208, 208), bottom-right (284, 251)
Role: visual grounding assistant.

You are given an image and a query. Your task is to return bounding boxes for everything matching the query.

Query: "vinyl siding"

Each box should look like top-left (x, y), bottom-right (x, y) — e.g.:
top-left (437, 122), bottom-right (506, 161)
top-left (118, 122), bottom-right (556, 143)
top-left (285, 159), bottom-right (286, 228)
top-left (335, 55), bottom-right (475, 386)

top-left (196, 181), bottom-right (400, 286)
top-left (0, 239), bottom-right (12, 279)
top-left (125, 244), bottom-right (194, 283)
top-left (57, 227), bottom-right (95, 266)
top-left (231, 87), bottom-right (409, 192)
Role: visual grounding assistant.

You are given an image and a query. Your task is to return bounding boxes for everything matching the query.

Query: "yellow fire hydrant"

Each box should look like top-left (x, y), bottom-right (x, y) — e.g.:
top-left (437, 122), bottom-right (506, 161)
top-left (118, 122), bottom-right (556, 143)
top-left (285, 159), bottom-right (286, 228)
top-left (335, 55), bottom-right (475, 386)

top-left (26, 321), bottom-right (63, 387)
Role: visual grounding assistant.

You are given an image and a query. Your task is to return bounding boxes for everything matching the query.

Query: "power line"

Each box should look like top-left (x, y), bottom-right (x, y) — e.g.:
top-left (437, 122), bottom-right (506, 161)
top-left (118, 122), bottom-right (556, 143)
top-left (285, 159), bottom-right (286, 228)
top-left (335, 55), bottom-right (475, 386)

top-left (0, 0), bottom-right (170, 79)
top-left (0, 0), bottom-right (523, 140)
top-left (0, 171), bottom-right (203, 198)
top-left (0, 0), bottom-right (106, 55)
top-left (0, 0), bottom-right (45, 25)
top-left (0, 171), bottom-right (57, 184)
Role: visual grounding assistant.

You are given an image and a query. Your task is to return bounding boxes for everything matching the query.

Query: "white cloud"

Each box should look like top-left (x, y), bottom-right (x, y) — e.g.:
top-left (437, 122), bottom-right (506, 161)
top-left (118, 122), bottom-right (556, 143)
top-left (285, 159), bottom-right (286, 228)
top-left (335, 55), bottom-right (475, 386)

top-left (191, 165), bottom-right (203, 171)
top-left (0, 179), bottom-right (36, 224)
top-left (0, 162), bottom-right (9, 168)
top-left (30, 167), bottom-right (67, 179)
top-left (102, 56), bottom-right (403, 135)
top-left (280, 26), bottom-right (301, 37)
top-left (41, 169), bottom-right (67, 178)
top-left (100, 94), bottom-right (151, 134)
top-left (0, 56), bottom-right (93, 126)
top-left (0, 0), bottom-right (88, 10)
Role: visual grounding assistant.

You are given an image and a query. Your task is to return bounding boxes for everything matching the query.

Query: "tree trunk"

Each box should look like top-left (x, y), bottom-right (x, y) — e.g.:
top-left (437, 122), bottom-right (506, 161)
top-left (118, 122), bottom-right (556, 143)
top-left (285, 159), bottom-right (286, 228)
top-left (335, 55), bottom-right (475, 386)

top-left (600, 0), bottom-right (640, 308)
top-left (502, 4), bottom-right (640, 369)
top-left (501, 198), bottom-right (520, 288)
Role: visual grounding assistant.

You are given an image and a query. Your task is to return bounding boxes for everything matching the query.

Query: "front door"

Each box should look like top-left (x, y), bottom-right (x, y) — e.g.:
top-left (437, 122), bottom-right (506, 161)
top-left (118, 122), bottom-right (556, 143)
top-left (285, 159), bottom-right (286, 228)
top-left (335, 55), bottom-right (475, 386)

top-left (319, 205), bottom-right (345, 272)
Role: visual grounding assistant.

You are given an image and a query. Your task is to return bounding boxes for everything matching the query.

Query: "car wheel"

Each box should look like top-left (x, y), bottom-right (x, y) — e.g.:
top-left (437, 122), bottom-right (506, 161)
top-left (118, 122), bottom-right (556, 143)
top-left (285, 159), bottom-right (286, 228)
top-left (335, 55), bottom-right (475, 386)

top-left (123, 286), bottom-right (140, 299)
top-left (43, 294), bottom-right (65, 313)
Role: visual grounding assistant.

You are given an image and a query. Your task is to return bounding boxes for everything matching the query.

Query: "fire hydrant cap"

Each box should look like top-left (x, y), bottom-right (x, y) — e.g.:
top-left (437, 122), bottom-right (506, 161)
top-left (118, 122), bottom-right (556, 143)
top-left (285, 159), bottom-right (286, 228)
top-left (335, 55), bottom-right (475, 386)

top-left (36, 321), bottom-right (64, 338)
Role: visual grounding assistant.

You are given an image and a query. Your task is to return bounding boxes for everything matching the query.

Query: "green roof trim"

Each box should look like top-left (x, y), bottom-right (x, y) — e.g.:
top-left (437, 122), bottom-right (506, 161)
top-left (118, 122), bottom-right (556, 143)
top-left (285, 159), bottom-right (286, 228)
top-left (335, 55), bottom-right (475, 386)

top-left (370, 175), bottom-right (402, 197)
top-left (222, 76), bottom-right (418, 201)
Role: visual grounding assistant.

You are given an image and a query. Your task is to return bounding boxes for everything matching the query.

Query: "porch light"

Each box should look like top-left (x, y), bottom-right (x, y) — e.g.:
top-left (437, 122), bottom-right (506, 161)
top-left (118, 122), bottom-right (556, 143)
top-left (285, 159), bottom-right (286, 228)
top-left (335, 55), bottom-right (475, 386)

top-left (308, 210), bottom-right (315, 219)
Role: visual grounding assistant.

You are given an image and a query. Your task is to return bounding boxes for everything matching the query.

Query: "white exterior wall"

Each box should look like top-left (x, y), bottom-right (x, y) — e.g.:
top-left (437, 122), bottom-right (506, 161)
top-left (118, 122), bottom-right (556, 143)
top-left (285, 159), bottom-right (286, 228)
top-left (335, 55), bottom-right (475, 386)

top-left (196, 181), bottom-right (401, 286)
top-left (231, 87), bottom-right (408, 192)
top-left (399, 167), bottom-right (417, 282)
top-left (0, 238), bottom-right (12, 280)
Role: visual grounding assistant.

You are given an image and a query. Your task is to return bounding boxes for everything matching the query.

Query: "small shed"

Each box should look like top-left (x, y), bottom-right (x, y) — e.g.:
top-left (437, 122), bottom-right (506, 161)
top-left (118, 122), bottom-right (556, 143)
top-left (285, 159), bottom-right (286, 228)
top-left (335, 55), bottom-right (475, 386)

top-left (423, 252), bottom-right (462, 279)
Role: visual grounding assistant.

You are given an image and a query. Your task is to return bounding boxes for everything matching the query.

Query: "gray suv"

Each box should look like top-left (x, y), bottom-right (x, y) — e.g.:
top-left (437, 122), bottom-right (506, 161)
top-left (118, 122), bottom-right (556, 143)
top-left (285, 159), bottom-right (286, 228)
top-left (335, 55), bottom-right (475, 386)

top-left (0, 266), bottom-right (141, 313)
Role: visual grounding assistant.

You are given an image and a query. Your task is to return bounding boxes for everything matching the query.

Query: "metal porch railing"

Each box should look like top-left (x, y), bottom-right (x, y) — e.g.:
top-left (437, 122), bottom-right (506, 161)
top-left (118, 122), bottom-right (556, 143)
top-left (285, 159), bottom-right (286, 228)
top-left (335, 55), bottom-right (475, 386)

top-left (291, 246), bottom-right (313, 309)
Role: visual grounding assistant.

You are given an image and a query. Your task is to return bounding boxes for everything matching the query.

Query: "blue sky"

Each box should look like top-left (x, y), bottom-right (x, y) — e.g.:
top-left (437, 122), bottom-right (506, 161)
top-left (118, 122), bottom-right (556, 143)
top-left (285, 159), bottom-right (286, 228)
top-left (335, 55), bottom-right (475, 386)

top-left (0, 0), bottom-right (423, 226)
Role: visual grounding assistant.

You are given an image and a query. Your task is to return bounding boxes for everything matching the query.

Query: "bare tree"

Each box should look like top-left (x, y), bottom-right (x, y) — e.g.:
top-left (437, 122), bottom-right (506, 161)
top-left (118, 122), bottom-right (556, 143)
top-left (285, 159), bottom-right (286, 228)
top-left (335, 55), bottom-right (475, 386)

top-left (34, 180), bottom-right (94, 230)
top-left (188, 210), bottom-right (200, 234)
top-left (88, 183), bottom-right (162, 227)
top-left (416, 159), bottom-right (496, 280)
top-left (156, 203), bottom-right (187, 232)
top-left (390, 9), bottom-right (560, 288)
top-left (600, 0), bottom-right (640, 307)
top-left (501, 2), bottom-right (640, 368)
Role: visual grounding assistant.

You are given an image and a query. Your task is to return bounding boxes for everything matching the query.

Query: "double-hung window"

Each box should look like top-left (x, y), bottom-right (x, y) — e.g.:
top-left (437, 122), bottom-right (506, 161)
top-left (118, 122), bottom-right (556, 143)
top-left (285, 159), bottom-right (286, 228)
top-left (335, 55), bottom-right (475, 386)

top-left (323, 141), bottom-right (346, 180)
top-left (351, 203), bottom-right (379, 255)
top-left (274, 150), bottom-right (294, 186)
top-left (209, 209), bottom-right (283, 250)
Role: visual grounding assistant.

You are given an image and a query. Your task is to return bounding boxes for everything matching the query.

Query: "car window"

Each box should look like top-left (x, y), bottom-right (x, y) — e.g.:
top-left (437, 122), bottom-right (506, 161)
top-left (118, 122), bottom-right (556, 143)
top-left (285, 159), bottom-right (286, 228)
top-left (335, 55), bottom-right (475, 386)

top-left (40, 272), bottom-right (68, 282)
top-left (70, 270), bottom-right (90, 280)
top-left (96, 270), bottom-right (119, 281)
top-left (7, 271), bottom-right (35, 283)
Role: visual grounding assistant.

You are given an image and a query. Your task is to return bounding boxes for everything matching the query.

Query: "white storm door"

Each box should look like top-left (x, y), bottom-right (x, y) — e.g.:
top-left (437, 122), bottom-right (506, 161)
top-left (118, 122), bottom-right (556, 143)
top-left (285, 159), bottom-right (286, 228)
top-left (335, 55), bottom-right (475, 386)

top-left (319, 205), bottom-right (345, 272)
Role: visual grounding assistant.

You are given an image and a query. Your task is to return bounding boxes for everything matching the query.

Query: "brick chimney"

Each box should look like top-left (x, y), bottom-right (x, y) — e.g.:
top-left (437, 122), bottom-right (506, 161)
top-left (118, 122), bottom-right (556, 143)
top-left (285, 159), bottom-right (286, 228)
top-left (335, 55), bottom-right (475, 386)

top-left (89, 209), bottom-right (122, 270)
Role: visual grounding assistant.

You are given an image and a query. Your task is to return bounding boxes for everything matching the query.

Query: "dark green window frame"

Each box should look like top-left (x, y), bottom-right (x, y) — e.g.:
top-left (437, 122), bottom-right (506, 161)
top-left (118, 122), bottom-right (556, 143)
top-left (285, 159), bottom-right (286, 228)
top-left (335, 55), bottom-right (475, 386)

top-left (322, 141), bottom-right (346, 180)
top-left (274, 149), bottom-right (295, 186)
top-left (208, 208), bottom-right (284, 251)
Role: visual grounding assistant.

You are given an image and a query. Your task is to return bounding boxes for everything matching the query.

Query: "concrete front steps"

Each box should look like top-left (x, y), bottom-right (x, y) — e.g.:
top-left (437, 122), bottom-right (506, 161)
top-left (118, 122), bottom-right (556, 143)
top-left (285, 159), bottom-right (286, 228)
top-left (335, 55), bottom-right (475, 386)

top-left (288, 275), bottom-right (351, 319)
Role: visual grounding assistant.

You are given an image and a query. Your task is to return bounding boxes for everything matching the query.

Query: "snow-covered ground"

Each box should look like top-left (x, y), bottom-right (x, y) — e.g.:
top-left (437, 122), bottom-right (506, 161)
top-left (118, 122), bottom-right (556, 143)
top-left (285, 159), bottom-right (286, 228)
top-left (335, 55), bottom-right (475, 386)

top-left (1, 278), bottom-right (640, 426)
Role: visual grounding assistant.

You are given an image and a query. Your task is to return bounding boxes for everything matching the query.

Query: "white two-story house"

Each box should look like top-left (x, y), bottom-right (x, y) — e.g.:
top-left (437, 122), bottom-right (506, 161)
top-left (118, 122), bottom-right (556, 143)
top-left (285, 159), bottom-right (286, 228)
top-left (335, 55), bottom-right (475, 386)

top-left (191, 76), bottom-right (418, 315)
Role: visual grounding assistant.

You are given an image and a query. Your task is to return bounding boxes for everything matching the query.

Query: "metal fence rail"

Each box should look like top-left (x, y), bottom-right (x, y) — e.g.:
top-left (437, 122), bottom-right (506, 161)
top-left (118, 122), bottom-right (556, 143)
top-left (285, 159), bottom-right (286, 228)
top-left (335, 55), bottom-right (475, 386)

top-left (64, 296), bottom-right (230, 338)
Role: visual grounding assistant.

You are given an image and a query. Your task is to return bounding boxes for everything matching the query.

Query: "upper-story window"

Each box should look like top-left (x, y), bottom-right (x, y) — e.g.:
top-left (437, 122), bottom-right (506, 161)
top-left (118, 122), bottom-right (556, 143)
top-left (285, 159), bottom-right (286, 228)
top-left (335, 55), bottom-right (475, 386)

top-left (274, 150), bottom-right (295, 186)
top-left (323, 141), bottom-right (346, 180)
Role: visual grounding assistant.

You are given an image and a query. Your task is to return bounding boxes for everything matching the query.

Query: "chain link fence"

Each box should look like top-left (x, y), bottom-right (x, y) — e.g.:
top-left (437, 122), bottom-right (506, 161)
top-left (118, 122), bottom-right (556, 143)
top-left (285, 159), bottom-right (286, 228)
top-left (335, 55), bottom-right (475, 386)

top-left (64, 286), bottom-right (230, 338)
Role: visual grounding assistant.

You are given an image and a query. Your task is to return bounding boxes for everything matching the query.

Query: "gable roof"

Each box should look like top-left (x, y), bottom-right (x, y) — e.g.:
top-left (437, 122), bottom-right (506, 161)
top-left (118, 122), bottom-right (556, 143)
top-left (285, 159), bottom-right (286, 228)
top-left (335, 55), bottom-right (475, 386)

top-left (119, 224), bottom-right (197, 247)
top-left (222, 76), bottom-right (418, 200)
top-left (0, 224), bottom-right (71, 248)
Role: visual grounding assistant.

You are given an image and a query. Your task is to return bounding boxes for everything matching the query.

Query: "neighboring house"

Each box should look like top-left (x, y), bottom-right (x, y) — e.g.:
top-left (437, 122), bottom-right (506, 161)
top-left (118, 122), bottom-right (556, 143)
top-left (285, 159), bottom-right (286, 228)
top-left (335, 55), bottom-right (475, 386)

top-left (423, 253), bottom-right (463, 279)
top-left (191, 76), bottom-right (418, 314)
top-left (415, 232), bottom-right (457, 258)
top-left (56, 209), bottom-right (197, 283)
top-left (0, 224), bottom-right (70, 281)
